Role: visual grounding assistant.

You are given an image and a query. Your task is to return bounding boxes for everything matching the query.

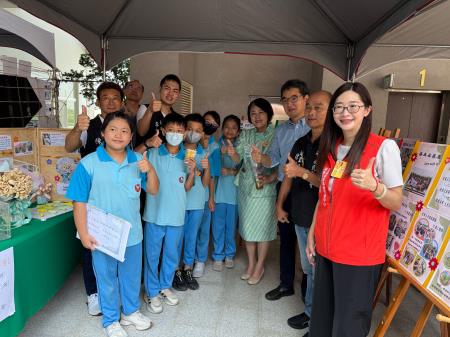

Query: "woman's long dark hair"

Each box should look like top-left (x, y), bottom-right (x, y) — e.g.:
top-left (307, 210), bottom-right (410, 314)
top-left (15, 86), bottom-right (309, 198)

top-left (317, 82), bottom-right (372, 175)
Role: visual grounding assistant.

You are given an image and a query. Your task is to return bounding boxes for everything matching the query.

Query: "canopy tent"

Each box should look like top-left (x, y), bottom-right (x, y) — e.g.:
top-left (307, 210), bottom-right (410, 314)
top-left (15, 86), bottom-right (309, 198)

top-left (357, 0), bottom-right (450, 77)
top-left (0, 8), bottom-right (56, 68)
top-left (7, 0), bottom-right (449, 80)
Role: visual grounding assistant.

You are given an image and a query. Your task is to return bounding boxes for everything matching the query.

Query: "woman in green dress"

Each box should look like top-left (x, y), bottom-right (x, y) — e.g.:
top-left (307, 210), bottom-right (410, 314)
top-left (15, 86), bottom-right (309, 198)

top-left (228, 98), bottom-right (277, 285)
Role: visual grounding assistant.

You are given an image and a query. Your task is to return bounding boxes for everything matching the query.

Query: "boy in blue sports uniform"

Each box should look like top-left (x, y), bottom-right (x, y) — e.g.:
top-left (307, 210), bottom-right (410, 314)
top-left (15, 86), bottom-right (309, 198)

top-left (212, 115), bottom-right (241, 270)
top-left (67, 111), bottom-right (157, 337)
top-left (143, 113), bottom-right (196, 314)
top-left (192, 111), bottom-right (221, 277)
top-left (173, 113), bottom-right (210, 291)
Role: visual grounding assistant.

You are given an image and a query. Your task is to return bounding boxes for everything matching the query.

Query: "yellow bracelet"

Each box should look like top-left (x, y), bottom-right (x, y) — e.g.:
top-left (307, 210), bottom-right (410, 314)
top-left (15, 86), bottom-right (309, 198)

top-left (374, 184), bottom-right (387, 200)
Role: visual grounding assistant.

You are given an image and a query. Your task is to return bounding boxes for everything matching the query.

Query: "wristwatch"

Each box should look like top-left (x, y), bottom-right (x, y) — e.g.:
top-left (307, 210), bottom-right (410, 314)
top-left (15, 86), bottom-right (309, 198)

top-left (302, 171), bottom-right (309, 180)
top-left (144, 140), bottom-right (151, 150)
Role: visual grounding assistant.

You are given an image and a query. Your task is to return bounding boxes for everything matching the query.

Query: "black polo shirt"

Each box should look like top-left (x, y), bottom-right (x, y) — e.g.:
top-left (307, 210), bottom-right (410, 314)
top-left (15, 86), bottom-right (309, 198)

top-left (144, 108), bottom-right (181, 143)
top-left (289, 131), bottom-right (320, 227)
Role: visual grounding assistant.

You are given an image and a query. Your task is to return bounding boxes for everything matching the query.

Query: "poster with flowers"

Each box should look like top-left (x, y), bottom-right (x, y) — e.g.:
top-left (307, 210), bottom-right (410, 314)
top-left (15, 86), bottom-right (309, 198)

top-left (400, 207), bottom-right (450, 285)
top-left (39, 155), bottom-right (79, 201)
top-left (402, 142), bottom-right (448, 202)
top-left (426, 240), bottom-right (450, 307)
top-left (386, 194), bottom-right (420, 259)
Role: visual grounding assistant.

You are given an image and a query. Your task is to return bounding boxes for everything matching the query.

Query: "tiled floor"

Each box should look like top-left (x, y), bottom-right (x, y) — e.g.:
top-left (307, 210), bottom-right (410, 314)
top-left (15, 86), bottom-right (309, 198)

top-left (19, 241), bottom-right (440, 337)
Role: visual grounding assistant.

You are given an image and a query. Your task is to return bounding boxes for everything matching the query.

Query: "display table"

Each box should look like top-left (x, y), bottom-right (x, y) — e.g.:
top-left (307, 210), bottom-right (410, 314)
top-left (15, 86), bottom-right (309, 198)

top-left (0, 212), bottom-right (81, 337)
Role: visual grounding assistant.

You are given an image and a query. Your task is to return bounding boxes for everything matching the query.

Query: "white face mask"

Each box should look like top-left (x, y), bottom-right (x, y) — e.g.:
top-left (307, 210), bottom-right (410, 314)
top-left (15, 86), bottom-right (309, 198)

top-left (186, 130), bottom-right (202, 144)
top-left (165, 132), bottom-right (184, 146)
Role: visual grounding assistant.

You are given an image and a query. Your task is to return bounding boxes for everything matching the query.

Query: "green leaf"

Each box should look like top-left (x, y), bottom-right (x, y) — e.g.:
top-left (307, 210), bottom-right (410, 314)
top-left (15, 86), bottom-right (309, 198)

top-left (63, 53), bottom-right (130, 103)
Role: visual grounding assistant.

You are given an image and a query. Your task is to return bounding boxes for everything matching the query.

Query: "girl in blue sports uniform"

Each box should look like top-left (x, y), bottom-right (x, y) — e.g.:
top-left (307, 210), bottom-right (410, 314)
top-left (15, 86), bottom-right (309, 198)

top-left (212, 115), bottom-right (241, 269)
top-left (192, 111), bottom-right (221, 276)
top-left (67, 111), bottom-right (158, 337)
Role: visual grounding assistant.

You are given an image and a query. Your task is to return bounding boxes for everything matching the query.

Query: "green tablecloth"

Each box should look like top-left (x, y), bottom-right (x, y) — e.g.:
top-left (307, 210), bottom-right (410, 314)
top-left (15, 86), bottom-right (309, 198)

top-left (0, 212), bottom-right (81, 337)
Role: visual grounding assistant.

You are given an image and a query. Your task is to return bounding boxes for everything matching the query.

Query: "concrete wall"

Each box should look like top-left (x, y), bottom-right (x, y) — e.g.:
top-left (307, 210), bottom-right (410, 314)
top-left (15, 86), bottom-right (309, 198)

top-left (130, 52), bottom-right (180, 105)
top-left (131, 52), bottom-right (319, 119)
top-left (131, 52), bottom-right (450, 143)
top-left (321, 59), bottom-right (450, 142)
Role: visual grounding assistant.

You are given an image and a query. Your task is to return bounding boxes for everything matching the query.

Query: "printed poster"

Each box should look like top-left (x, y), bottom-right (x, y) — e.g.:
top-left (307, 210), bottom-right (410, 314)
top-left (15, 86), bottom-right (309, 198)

top-left (0, 247), bottom-right (15, 322)
top-left (427, 241), bottom-right (450, 307)
top-left (427, 159), bottom-right (450, 217)
top-left (0, 135), bottom-right (12, 151)
top-left (13, 141), bottom-right (33, 157)
top-left (0, 158), bottom-right (13, 172)
top-left (398, 138), bottom-right (417, 172)
top-left (386, 194), bottom-right (420, 258)
top-left (403, 142), bottom-right (447, 199)
top-left (399, 207), bottom-right (450, 285)
top-left (41, 132), bottom-right (66, 147)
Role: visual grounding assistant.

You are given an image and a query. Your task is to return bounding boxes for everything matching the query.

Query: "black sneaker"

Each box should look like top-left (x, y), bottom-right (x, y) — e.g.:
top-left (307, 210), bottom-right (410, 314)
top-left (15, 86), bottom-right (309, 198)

top-left (183, 269), bottom-right (199, 290)
top-left (172, 270), bottom-right (188, 291)
top-left (265, 285), bottom-right (294, 301)
top-left (287, 312), bottom-right (310, 329)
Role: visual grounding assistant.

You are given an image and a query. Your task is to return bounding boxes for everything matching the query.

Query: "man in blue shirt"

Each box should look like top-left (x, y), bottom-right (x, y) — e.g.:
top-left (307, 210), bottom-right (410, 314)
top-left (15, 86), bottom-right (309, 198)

top-left (252, 79), bottom-right (310, 301)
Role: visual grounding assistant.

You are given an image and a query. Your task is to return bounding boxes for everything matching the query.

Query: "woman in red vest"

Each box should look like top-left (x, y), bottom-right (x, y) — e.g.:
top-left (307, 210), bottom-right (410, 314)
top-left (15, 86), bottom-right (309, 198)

top-left (306, 82), bottom-right (403, 337)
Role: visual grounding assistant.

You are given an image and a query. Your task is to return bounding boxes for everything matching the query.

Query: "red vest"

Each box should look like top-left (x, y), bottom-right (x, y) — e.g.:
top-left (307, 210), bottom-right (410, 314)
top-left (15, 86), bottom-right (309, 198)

top-left (314, 133), bottom-right (389, 266)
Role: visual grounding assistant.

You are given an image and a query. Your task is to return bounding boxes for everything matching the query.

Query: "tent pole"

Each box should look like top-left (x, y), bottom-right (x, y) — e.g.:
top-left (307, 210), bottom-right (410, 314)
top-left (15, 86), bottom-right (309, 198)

top-left (346, 43), bottom-right (355, 82)
top-left (101, 35), bottom-right (107, 80)
top-left (51, 68), bottom-right (60, 127)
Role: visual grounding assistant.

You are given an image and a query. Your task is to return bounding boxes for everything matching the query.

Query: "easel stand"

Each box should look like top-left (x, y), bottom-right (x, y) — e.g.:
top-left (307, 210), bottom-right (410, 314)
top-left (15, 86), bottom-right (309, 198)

top-left (373, 262), bottom-right (393, 309)
top-left (374, 260), bottom-right (450, 337)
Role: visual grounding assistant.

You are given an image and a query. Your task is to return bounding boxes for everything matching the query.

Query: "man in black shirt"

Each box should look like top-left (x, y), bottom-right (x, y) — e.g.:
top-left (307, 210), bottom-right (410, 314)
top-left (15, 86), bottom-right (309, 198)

top-left (276, 91), bottom-right (331, 337)
top-left (136, 74), bottom-right (182, 152)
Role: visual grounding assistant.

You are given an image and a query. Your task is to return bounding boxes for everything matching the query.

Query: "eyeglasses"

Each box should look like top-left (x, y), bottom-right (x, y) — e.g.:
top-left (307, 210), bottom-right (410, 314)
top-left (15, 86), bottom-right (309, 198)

top-left (332, 104), bottom-right (365, 114)
top-left (281, 95), bottom-right (302, 105)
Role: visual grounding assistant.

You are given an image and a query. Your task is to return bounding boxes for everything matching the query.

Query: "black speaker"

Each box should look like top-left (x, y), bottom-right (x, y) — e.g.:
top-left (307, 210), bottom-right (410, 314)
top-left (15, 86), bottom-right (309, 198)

top-left (0, 74), bottom-right (42, 127)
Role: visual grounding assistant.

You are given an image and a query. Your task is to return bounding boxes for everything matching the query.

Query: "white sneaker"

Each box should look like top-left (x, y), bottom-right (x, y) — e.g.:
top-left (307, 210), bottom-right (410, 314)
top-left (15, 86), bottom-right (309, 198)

top-left (225, 258), bottom-right (235, 269)
top-left (160, 289), bottom-right (179, 306)
top-left (87, 293), bottom-right (101, 316)
top-left (145, 294), bottom-right (163, 314)
top-left (193, 262), bottom-right (205, 278)
top-left (213, 260), bottom-right (224, 272)
top-left (120, 310), bottom-right (152, 330)
top-left (105, 322), bottom-right (127, 337)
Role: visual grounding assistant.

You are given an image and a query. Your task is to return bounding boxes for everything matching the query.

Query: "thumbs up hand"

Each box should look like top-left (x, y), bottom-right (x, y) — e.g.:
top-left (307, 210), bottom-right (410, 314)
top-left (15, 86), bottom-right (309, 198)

top-left (76, 105), bottom-right (90, 131)
top-left (151, 92), bottom-right (162, 113)
top-left (251, 145), bottom-right (262, 163)
top-left (284, 154), bottom-right (302, 178)
top-left (225, 139), bottom-right (236, 157)
top-left (138, 151), bottom-right (153, 173)
top-left (221, 140), bottom-right (227, 155)
top-left (350, 157), bottom-right (377, 191)
top-left (146, 130), bottom-right (162, 148)
top-left (201, 153), bottom-right (209, 170)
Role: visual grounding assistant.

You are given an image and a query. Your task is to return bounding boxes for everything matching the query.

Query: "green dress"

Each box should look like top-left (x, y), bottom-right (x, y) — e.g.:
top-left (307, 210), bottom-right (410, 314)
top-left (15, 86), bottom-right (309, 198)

top-left (235, 126), bottom-right (277, 242)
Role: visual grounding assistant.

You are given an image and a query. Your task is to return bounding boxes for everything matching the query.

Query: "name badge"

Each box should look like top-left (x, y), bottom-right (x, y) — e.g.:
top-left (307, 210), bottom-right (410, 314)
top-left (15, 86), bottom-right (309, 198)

top-left (331, 160), bottom-right (347, 178)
